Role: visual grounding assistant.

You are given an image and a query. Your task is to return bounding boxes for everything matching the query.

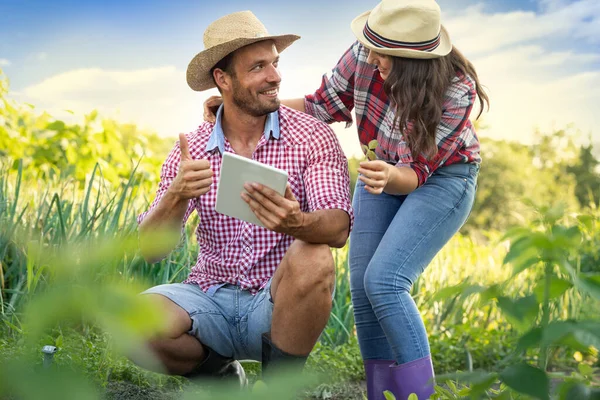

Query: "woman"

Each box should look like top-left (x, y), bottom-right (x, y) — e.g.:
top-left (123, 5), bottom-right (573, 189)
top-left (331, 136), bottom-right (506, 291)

top-left (205, 1), bottom-right (489, 398)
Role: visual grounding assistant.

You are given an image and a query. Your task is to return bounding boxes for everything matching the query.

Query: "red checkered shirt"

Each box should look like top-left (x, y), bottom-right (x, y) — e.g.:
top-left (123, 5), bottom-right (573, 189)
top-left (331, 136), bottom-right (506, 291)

top-left (305, 41), bottom-right (482, 187)
top-left (138, 105), bottom-right (353, 294)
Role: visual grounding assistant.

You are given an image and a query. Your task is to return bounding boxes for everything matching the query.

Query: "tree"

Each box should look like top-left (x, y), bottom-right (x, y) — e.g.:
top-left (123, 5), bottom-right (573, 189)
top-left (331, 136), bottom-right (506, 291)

top-left (566, 142), bottom-right (600, 208)
top-left (466, 132), bottom-right (579, 233)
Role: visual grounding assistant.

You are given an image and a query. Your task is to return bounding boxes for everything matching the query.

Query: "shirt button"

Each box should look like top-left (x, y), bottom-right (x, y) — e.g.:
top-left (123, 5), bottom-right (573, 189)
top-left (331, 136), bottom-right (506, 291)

top-left (240, 275), bottom-right (246, 280)
top-left (245, 246), bottom-right (251, 252)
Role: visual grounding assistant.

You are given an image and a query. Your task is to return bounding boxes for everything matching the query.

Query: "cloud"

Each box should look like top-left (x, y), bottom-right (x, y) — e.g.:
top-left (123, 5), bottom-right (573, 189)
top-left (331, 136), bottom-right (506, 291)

top-left (445, 0), bottom-right (600, 54)
top-left (13, 0), bottom-right (600, 159)
top-left (0, 59), bottom-right (10, 67)
top-left (18, 66), bottom-right (208, 138)
top-left (443, 0), bottom-right (600, 145)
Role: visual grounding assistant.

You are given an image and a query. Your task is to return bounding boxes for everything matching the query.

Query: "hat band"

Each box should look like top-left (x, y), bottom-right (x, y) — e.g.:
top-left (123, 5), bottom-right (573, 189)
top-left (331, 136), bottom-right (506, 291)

top-left (363, 21), bottom-right (441, 52)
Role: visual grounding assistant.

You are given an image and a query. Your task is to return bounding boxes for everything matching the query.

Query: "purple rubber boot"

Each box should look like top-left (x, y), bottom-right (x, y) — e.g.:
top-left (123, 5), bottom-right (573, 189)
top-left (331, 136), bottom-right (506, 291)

top-left (364, 360), bottom-right (395, 399)
top-left (390, 355), bottom-right (435, 400)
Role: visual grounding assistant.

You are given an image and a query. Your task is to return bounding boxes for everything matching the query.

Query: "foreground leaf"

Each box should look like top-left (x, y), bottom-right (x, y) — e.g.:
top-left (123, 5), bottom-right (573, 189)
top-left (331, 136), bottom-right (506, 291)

top-left (499, 364), bottom-right (549, 400)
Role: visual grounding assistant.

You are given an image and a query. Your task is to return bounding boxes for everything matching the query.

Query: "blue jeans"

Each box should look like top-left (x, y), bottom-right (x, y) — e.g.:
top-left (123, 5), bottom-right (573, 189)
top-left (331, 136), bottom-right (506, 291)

top-left (349, 163), bottom-right (478, 364)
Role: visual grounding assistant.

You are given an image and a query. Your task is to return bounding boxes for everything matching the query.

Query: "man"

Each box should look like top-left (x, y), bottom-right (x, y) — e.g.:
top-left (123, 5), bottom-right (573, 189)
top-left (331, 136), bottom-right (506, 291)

top-left (135, 10), bottom-right (352, 387)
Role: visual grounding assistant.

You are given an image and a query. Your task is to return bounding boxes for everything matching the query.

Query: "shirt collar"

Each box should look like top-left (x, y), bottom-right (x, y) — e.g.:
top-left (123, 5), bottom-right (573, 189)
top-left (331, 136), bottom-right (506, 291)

top-left (205, 104), bottom-right (281, 154)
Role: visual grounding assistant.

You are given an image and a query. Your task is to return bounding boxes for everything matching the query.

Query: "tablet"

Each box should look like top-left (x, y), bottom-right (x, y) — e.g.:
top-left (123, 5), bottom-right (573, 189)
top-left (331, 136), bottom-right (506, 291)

top-left (215, 151), bottom-right (289, 227)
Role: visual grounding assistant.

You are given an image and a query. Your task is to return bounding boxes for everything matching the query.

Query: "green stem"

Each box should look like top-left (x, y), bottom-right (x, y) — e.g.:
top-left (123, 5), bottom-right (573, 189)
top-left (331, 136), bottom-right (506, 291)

top-left (538, 262), bottom-right (553, 370)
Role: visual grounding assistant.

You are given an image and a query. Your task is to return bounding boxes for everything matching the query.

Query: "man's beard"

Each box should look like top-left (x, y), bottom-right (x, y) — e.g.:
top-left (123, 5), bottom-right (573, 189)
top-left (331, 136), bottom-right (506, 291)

top-left (231, 79), bottom-right (280, 117)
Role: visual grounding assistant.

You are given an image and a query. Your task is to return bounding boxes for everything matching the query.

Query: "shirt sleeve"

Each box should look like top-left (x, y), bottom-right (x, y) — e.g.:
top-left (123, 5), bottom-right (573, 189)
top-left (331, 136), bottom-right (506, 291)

top-left (406, 74), bottom-right (476, 187)
top-left (304, 42), bottom-right (360, 126)
top-left (303, 122), bottom-right (354, 231)
top-left (137, 139), bottom-right (197, 229)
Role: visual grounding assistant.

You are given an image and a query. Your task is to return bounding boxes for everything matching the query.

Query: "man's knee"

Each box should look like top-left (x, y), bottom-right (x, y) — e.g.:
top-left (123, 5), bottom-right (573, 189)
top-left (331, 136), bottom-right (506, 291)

top-left (144, 293), bottom-right (192, 339)
top-left (283, 241), bottom-right (335, 297)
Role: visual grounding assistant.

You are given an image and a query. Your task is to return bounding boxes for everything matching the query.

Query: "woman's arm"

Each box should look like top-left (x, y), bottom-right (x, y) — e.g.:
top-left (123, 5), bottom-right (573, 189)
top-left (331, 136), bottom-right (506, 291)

top-left (281, 98), bottom-right (306, 113)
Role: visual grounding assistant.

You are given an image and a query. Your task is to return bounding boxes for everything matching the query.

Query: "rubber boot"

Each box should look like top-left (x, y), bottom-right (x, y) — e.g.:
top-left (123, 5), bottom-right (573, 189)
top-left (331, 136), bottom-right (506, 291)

top-left (261, 333), bottom-right (308, 380)
top-left (184, 345), bottom-right (247, 388)
top-left (364, 359), bottom-right (395, 399)
top-left (390, 355), bottom-right (435, 400)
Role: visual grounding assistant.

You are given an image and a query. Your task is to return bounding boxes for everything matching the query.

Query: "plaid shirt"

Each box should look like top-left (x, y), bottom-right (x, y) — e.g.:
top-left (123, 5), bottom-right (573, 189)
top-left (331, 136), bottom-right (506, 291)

top-left (305, 41), bottom-right (481, 186)
top-left (138, 105), bottom-right (352, 294)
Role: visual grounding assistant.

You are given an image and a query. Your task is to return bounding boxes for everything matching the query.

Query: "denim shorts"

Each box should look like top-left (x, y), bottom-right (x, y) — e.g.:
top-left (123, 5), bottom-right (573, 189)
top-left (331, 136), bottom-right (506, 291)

top-left (143, 280), bottom-right (274, 361)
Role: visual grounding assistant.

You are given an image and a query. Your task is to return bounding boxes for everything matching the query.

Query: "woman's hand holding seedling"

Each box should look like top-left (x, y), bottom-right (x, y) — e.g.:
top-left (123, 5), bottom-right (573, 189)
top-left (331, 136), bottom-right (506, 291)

top-left (358, 159), bottom-right (392, 194)
top-left (358, 139), bottom-right (391, 194)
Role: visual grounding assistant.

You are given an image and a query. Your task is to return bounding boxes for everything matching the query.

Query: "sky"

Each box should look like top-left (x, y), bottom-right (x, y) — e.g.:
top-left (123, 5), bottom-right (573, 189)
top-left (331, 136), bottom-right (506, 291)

top-left (1, 0), bottom-right (599, 158)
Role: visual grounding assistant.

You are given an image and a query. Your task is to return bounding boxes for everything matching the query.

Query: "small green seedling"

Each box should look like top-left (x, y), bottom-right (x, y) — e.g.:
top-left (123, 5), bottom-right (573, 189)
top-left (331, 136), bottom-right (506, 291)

top-left (361, 139), bottom-right (379, 161)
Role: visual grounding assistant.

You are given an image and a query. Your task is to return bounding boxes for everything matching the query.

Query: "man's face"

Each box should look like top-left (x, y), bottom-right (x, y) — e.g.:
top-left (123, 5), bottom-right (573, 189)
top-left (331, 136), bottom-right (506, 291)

top-left (228, 41), bottom-right (281, 117)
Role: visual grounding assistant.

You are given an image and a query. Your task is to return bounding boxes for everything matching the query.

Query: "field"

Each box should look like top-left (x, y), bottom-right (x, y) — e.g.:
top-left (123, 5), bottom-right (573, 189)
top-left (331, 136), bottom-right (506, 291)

top-left (1, 70), bottom-right (599, 399)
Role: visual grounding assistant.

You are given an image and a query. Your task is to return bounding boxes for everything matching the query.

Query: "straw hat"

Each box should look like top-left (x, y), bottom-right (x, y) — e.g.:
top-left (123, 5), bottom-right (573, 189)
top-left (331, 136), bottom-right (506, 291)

top-left (186, 11), bottom-right (300, 91)
top-left (351, 0), bottom-right (452, 59)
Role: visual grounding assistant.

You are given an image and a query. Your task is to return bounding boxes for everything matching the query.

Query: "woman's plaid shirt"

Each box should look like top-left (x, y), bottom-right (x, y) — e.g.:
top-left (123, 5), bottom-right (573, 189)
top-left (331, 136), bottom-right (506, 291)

top-left (138, 106), bottom-right (352, 294)
top-left (305, 41), bottom-right (482, 187)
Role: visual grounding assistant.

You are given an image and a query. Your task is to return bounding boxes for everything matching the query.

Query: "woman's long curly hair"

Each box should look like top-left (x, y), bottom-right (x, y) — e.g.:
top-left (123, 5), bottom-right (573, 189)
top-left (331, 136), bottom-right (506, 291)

top-left (383, 46), bottom-right (489, 159)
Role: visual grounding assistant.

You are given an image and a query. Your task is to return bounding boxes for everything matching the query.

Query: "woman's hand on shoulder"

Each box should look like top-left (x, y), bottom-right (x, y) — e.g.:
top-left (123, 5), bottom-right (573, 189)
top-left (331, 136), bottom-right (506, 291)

top-left (203, 95), bottom-right (223, 123)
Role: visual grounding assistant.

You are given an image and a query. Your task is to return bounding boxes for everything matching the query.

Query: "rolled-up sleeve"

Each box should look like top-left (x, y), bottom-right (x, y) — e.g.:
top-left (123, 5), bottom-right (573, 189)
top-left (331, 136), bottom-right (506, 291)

top-left (137, 141), bottom-right (196, 229)
top-left (302, 122), bottom-right (354, 231)
top-left (304, 42), bottom-right (360, 126)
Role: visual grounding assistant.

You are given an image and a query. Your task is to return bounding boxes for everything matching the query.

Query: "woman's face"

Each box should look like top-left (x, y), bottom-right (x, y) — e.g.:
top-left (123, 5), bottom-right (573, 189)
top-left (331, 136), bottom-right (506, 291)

top-left (366, 50), bottom-right (392, 80)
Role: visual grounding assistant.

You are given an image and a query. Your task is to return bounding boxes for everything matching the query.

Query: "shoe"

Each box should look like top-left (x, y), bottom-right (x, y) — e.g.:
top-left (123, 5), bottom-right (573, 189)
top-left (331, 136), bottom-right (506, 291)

top-left (184, 345), bottom-right (247, 388)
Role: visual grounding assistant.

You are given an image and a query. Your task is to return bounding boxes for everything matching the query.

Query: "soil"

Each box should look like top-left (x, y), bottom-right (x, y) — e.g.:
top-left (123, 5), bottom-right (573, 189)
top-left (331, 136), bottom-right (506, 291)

top-left (102, 379), bottom-right (367, 400)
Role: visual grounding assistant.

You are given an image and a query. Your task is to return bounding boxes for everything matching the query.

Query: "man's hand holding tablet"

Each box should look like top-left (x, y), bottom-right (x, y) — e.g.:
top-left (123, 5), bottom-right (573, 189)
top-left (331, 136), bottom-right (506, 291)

top-left (215, 152), bottom-right (302, 232)
top-left (241, 181), bottom-right (303, 234)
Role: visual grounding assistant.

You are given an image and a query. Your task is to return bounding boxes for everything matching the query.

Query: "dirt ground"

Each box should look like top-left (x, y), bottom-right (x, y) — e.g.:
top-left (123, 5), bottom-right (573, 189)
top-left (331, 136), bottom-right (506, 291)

top-left (103, 380), bottom-right (367, 400)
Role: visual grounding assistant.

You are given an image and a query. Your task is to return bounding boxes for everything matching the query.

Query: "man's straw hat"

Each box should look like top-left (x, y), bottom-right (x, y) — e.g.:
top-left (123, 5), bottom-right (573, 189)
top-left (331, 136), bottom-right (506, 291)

top-left (186, 11), bottom-right (300, 91)
top-left (351, 0), bottom-right (452, 59)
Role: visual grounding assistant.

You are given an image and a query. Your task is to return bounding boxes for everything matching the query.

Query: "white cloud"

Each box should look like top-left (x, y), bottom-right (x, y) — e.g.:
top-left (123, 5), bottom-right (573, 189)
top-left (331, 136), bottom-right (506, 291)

top-left (444, 0), bottom-right (600, 145)
top-left (0, 58), bottom-right (10, 67)
top-left (13, 0), bottom-right (600, 159)
top-left (17, 62), bottom-right (366, 157)
top-left (18, 66), bottom-right (207, 139)
top-left (445, 0), bottom-right (600, 54)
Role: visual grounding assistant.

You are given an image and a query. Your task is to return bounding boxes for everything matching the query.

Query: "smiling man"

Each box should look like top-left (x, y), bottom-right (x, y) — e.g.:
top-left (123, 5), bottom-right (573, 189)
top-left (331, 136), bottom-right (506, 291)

top-left (135, 11), bottom-right (352, 388)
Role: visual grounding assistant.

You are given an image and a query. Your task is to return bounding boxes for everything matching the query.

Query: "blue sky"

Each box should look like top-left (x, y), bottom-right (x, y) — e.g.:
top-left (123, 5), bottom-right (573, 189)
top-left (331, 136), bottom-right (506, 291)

top-left (2, 0), bottom-right (599, 157)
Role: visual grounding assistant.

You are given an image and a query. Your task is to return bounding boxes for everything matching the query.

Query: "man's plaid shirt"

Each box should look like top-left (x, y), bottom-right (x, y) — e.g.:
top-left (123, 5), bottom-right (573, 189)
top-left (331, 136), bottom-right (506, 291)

top-left (138, 106), bottom-right (353, 294)
top-left (305, 41), bottom-right (481, 187)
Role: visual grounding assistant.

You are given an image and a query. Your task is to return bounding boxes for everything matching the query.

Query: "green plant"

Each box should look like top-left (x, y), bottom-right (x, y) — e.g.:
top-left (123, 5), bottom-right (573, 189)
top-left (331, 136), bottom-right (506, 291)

top-left (436, 203), bottom-right (600, 399)
top-left (361, 139), bottom-right (379, 161)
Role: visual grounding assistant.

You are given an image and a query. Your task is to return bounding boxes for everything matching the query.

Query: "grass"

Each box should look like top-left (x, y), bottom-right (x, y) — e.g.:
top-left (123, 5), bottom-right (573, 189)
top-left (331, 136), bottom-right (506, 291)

top-left (2, 161), bottom-right (597, 399)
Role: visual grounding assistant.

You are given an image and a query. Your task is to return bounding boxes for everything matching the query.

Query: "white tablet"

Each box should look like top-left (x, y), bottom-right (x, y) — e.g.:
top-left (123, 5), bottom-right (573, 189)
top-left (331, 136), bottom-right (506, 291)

top-left (215, 152), bottom-right (289, 227)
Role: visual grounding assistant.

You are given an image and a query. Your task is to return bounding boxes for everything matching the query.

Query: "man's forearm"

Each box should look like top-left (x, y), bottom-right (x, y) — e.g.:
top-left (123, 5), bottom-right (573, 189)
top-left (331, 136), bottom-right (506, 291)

top-left (138, 191), bottom-right (190, 263)
top-left (290, 209), bottom-right (350, 248)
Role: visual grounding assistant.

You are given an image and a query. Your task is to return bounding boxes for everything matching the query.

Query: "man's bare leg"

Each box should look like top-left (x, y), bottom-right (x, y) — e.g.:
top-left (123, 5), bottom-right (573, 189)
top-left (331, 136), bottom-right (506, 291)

top-left (269, 240), bottom-right (335, 356)
top-left (133, 294), bottom-right (206, 375)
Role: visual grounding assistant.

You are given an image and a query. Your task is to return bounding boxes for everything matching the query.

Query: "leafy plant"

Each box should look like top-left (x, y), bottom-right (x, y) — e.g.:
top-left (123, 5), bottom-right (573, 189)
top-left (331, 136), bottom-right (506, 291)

top-left (361, 139), bottom-right (379, 161)
top-left (436, 203), bottom-right (600, 399)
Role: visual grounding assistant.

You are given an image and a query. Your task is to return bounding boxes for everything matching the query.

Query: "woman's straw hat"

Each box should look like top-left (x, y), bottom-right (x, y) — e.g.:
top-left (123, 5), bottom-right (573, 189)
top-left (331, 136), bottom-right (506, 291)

top-left (351, 0), bottom-right (452, 59)
top-left (187, 11), bottom-right (300, 91)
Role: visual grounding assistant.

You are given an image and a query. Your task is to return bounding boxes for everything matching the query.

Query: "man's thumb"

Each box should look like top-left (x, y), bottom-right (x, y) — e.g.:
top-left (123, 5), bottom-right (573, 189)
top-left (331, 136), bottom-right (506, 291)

top-left (284, 184), bottom-right (296, 200)
top-left (179, 133), bottom-right (192, 161)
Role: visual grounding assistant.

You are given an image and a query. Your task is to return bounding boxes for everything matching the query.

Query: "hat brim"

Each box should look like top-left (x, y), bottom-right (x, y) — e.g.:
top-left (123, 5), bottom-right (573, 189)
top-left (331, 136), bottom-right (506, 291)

top-left (351, 10), bottom-right (451, 59)
top-left (186, 34), bottom-right (300, 92)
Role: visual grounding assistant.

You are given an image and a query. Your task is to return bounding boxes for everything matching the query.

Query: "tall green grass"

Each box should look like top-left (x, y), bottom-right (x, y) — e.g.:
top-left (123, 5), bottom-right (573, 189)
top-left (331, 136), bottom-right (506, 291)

top-left (0, 159), bottom-right (534, 342)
